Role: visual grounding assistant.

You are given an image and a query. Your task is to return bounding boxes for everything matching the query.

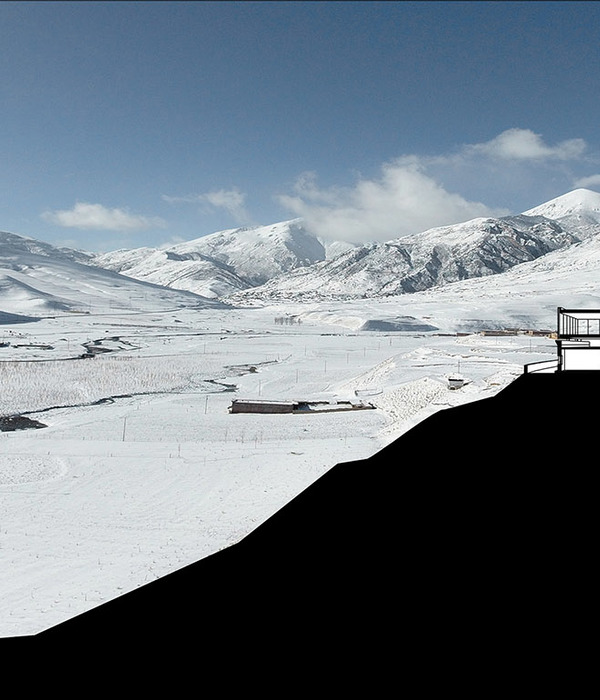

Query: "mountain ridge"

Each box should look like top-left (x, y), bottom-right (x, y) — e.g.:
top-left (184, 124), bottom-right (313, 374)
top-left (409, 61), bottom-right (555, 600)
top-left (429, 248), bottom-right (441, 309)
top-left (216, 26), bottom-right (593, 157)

top-left (226, 189), bottom-right (600, 302)
top-left (3, 188), bottom-right (600, 311)
top-left (227, 213), bottom-right (579, 302)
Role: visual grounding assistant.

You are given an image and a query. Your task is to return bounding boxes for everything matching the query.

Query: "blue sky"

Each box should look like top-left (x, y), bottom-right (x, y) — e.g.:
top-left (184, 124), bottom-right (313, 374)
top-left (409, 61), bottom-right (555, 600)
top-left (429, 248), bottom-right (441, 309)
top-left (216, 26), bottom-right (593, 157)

top-left (2, 1), bottom-right (600, 252)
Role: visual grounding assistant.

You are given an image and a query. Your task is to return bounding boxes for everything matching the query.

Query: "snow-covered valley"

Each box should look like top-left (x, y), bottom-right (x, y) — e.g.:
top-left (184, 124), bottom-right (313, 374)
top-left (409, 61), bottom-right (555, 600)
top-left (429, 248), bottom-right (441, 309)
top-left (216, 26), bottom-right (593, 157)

top-left (1, 296), bottom-right (557, 637)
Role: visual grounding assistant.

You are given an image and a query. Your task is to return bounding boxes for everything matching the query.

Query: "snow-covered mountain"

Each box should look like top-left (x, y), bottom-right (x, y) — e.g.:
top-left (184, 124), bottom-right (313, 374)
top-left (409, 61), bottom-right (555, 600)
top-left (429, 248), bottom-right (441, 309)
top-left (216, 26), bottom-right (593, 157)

top-left (4, 189), bottom-right (600, 314)
top-left (0, 230), bottom-right (224, 317)
top-left (87, 188), bottom-right (600, 302)
top-left (228, 189), bottom-right (600, 303)
top-left (227, 215), bottom-right (575, 302)
top-left (92, 219), bottom-right (334, 298)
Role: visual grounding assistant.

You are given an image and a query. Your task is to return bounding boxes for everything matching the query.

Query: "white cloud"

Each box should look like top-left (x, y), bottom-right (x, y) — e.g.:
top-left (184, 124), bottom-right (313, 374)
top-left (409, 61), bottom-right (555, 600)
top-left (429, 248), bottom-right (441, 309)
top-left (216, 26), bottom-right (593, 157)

top-left (162, 187), bottom-right (251, 225)
top-left (278, 160), bottom-right (506, 243)
top-left (573, 174), bottom-right (600, 188)
top-left (41, 202), bottom-right (165, 231)
top-left (465, 128), bottom-right (586, 161)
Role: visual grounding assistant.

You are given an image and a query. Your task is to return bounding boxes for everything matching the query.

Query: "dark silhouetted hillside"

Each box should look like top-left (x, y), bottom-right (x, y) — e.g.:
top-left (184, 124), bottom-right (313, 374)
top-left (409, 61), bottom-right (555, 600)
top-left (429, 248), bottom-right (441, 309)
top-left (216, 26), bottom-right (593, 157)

top-left (26, 372), bottom-right (595, 677)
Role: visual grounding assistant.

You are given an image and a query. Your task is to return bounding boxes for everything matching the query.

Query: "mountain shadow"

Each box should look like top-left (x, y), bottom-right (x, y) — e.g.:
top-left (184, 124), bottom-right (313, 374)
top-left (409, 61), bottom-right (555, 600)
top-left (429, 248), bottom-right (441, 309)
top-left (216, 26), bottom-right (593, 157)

top-left (28, 372), bottom-right (595, 675)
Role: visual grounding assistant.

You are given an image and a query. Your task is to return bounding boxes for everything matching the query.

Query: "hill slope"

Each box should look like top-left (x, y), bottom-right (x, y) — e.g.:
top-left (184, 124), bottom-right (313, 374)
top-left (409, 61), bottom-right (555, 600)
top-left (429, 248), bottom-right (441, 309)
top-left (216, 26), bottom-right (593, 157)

top-left (0, 230), bottom-right (223, 315)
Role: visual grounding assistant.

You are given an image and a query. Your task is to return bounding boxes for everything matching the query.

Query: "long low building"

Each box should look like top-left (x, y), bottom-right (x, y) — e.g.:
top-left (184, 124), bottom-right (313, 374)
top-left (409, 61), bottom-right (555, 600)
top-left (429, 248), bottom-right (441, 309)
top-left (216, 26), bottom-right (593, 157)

top-left (229, 399), bottom-right (296, 414)
top-left (229, 398), bottom-right (375, 414)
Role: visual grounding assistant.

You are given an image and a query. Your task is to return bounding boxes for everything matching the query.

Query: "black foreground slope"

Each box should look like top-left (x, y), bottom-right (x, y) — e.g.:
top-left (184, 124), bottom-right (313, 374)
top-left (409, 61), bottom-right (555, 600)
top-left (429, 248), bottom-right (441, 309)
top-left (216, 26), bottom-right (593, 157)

top-left (34, 372), bottom-right (595, 661)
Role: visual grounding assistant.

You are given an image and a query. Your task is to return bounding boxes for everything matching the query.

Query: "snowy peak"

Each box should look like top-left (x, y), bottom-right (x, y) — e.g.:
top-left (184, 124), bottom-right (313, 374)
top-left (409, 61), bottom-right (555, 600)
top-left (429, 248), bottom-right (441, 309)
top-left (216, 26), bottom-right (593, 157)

top-left (169, 219), bottom-right (326, 285)
top-left (523, 188), bottom-right (600, 222)
top-left (92, 219), bottom-right (331, 298)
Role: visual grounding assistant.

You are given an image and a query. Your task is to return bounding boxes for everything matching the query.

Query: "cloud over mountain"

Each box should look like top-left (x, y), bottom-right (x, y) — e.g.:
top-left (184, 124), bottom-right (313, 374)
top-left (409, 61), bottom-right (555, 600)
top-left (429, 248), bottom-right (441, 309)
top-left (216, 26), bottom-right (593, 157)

top-left (277, 162), bottom-right (503, 244)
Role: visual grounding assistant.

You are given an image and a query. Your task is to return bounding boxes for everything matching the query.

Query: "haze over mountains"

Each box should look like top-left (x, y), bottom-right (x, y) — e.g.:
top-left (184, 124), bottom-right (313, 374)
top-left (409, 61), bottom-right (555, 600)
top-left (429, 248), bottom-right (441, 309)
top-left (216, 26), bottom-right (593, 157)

top-left (2, 188), bottom-right (600, 315)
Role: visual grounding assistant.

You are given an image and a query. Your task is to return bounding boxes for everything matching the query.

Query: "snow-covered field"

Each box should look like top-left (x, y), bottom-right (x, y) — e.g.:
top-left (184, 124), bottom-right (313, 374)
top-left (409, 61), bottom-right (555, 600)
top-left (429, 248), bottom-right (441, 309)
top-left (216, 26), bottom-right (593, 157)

top-left (0, 298), bottom-right (556, 637)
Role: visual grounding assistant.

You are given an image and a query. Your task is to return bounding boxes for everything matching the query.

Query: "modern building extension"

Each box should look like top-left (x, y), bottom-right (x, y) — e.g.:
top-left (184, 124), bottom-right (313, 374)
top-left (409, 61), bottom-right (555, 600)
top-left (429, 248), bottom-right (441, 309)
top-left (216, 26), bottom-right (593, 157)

top-left (525, 307), bottom-right (600, 373)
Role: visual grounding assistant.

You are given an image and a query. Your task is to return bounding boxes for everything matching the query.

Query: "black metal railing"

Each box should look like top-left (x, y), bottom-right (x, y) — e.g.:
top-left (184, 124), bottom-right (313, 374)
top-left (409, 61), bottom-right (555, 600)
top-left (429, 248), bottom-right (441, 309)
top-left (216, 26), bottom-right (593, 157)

top-left (558, 307), bottom-right (600, 338)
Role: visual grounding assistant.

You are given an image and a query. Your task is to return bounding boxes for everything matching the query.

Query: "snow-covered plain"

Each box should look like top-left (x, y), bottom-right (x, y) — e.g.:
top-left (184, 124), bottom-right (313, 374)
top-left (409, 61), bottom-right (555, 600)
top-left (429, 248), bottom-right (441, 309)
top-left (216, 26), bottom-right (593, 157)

top-left (0, 293), bottom-right (558, 638)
